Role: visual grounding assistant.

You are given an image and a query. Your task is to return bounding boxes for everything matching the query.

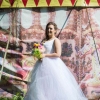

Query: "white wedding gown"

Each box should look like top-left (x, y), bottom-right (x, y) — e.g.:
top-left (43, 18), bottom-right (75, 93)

top-left (24, 39), bottom-right (88, 100)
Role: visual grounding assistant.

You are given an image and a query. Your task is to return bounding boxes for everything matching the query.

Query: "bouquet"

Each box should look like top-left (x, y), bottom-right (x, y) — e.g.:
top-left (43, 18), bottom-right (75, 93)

top-left (32, 43), bottom-right (45, 59)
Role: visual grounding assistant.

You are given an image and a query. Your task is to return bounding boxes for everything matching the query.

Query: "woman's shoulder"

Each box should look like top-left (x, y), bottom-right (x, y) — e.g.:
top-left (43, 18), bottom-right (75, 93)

top-left (54, 38), bottom-right (61, 45)
top-left (54, 38), bottom-right (60, 42)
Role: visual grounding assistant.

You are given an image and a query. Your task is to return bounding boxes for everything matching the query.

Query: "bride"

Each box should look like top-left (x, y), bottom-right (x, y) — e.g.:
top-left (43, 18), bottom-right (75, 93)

top-left (24, 22), bottom-right (88, 100)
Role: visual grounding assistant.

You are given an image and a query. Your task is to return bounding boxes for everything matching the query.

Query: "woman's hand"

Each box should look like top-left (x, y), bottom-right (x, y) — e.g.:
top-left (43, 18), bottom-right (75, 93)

top-left (41, 53), bottom-right (46, 59)
top-left (38, 54), bottom-right (46, 61)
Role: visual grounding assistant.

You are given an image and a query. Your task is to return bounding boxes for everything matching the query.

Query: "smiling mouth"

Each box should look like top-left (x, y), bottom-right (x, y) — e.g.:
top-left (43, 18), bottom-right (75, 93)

top-left (48, 32), bottom-right (52, 34)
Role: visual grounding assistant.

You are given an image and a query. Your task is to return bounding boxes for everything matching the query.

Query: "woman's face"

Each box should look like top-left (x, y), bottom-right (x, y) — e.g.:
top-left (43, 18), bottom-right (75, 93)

top-left (47, 24), bottom-right (56, 38)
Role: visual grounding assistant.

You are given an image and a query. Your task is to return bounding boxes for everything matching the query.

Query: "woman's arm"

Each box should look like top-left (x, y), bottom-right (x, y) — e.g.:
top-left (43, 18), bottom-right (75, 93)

top-left (43, 38), bottom-right (61, 58)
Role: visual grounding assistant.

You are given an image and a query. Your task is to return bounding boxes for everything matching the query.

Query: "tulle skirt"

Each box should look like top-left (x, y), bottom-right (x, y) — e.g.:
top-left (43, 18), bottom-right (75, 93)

top-left (24, 57), bottom-right (87, 100)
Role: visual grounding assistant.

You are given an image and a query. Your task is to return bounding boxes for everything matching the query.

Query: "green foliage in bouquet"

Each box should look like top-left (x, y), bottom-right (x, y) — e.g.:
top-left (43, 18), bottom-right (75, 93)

top-left (32, 48), bottom-right (41, 59)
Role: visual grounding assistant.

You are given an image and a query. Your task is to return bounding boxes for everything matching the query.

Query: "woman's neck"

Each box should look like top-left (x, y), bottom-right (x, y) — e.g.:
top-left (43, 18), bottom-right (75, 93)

top-left (49, 36), bottom-right (56, 40)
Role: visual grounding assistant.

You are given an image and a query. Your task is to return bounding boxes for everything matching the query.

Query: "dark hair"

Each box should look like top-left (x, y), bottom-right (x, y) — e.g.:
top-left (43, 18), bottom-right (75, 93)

top-left (45, 22), bottom-right (57, 40)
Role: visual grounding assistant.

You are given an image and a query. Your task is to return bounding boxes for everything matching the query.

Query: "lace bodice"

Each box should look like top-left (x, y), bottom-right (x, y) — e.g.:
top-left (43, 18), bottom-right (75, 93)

top-left (43, 39), bottom-right (55, 54)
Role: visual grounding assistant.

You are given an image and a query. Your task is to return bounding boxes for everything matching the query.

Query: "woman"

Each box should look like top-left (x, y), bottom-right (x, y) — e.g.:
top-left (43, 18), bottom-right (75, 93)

top-left (24, 22), bottom-right (88, 100)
